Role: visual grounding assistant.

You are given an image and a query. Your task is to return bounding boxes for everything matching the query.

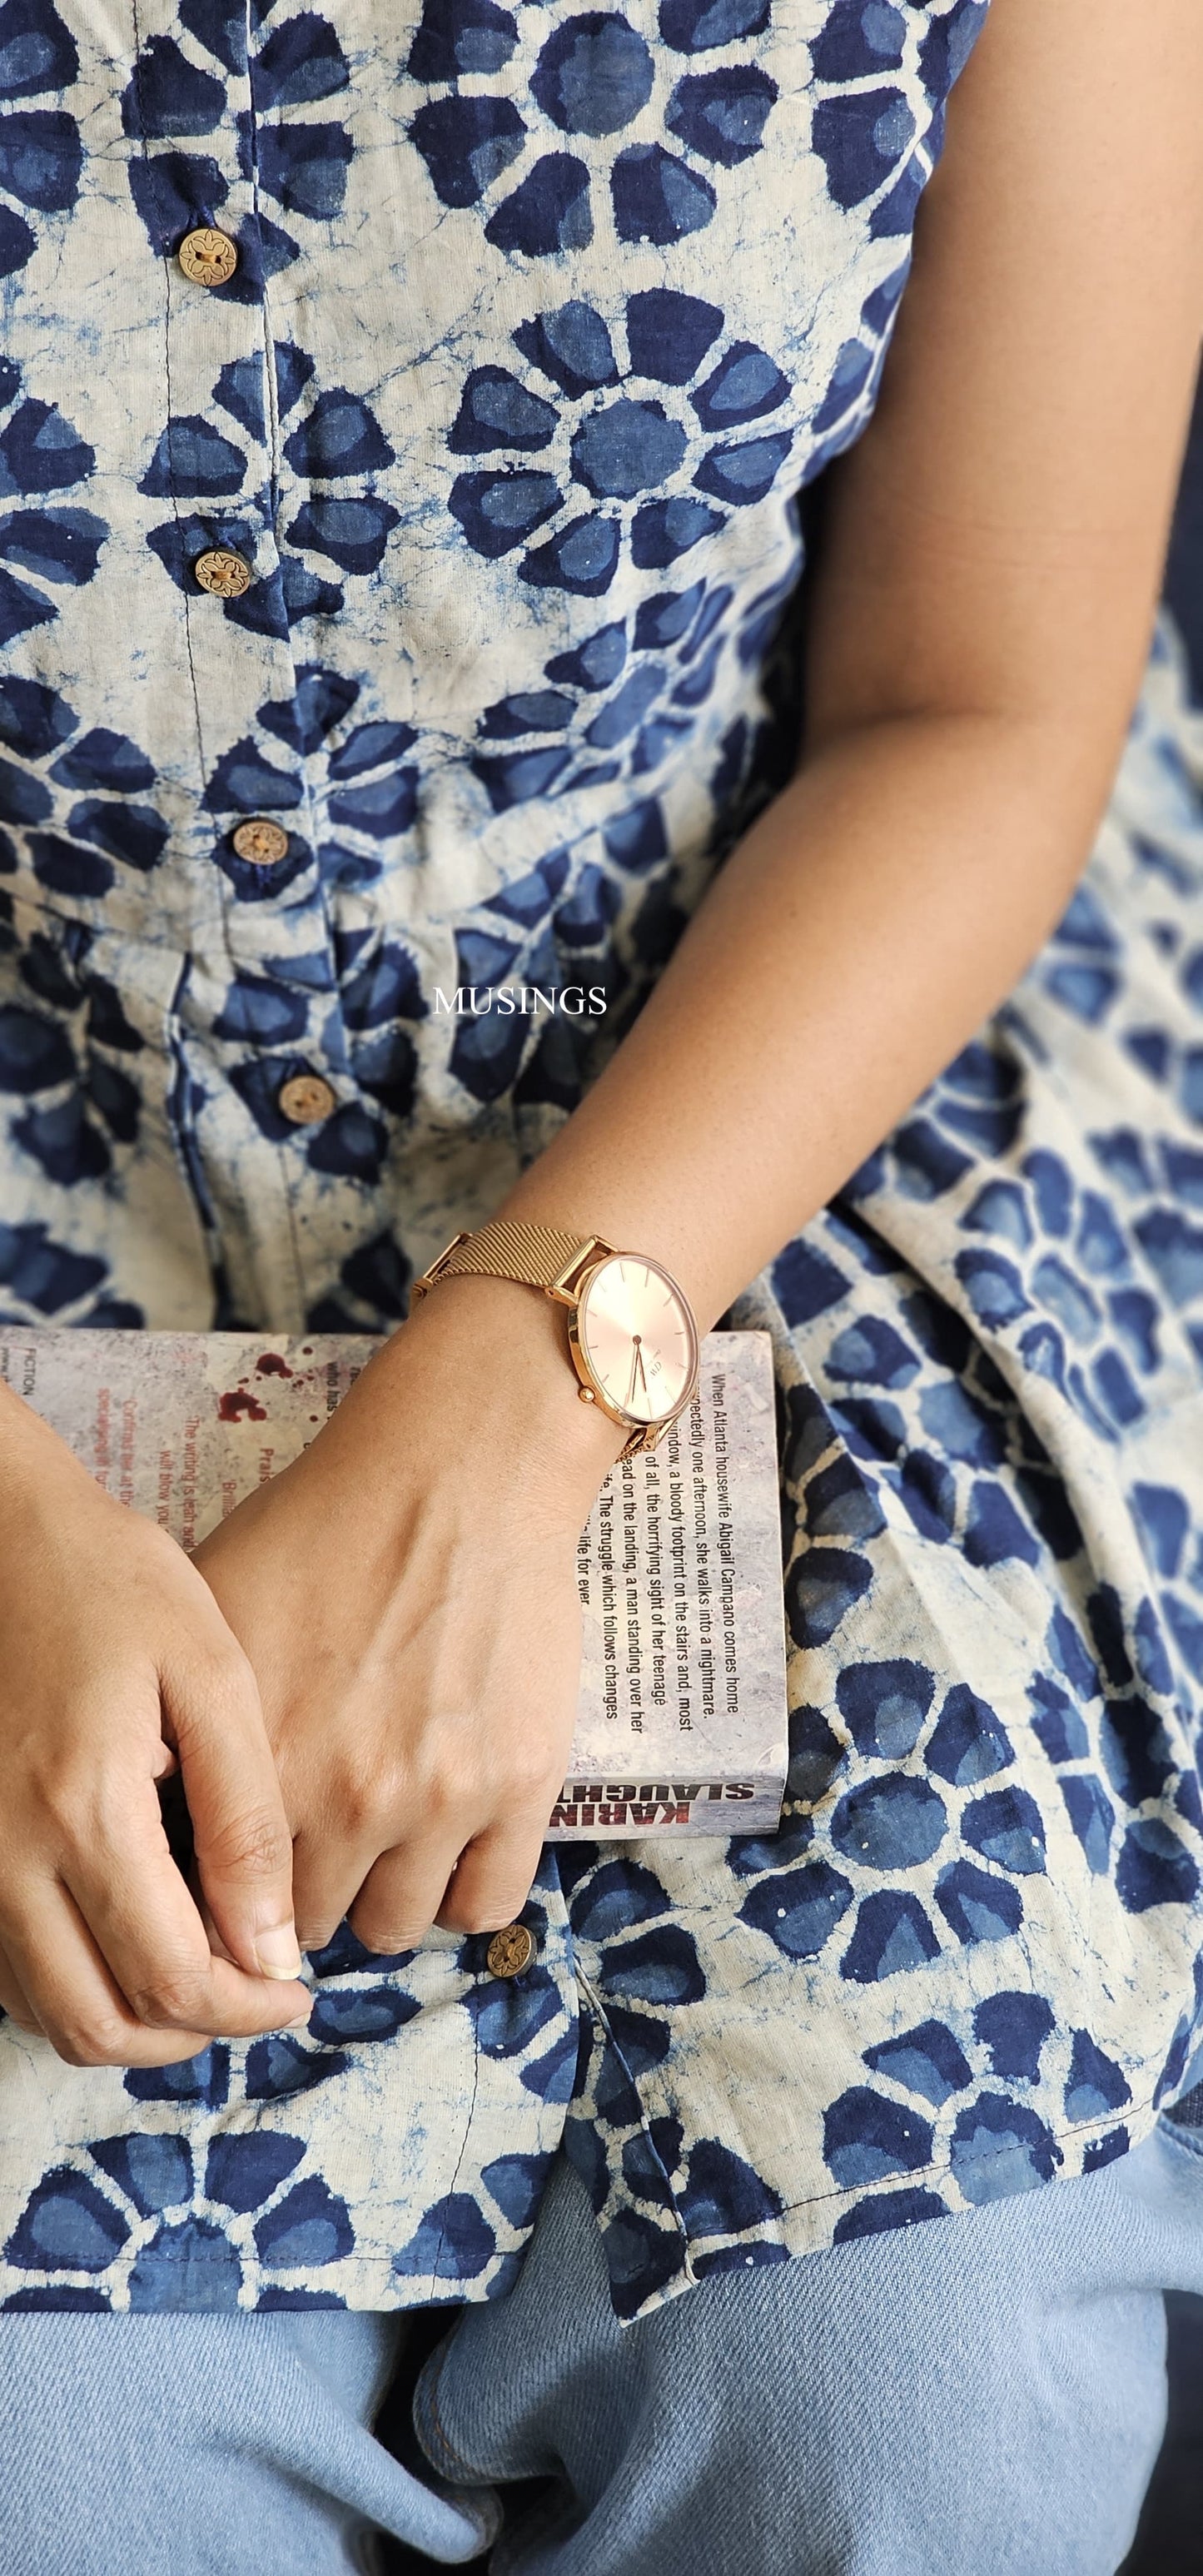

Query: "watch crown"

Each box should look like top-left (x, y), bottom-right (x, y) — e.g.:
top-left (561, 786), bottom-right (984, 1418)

top-left (578, 1386), bottom-right (596, 1403)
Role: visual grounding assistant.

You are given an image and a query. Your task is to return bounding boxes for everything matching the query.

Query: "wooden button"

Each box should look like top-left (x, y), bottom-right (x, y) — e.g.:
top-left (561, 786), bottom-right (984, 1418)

top-left (178, 226), bottom-right (238, 286)
top-left (231, 817), bottom-right (289, 866)
top-left (278, 1074), bottom-right (336, 1126)
top-left (486, 1924), bottom-right (534, 1979)
top-left (196, 548), bottom-right (251, 600)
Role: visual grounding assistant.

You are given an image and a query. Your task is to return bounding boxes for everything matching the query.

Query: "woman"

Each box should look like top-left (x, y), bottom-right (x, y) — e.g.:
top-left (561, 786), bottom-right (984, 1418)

top-left (0, 0), bottom-right (1201, 2567)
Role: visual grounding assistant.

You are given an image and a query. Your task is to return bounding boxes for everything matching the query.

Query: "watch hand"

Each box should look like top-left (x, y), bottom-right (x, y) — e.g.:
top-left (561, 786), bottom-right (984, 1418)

top-left (634, 1343), bottom-right (649, 1400)
top-left (626, 1335), bottom-right (641, 1409)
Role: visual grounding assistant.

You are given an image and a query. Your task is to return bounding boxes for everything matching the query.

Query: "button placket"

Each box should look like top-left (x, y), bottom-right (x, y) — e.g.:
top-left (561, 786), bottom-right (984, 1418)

top-left (106, 0), bottom-right (299, 945)
top-left (132, 4), bottom-right (287, 704)
top-left (127, 3), bottom-right (319, 931)
top-left (124, 0), bottom-right (332, 1324)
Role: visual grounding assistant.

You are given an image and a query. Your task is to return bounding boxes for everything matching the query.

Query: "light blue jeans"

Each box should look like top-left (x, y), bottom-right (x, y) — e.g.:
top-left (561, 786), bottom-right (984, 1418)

top-left (3, 2111), bottom-right (1203, 2576)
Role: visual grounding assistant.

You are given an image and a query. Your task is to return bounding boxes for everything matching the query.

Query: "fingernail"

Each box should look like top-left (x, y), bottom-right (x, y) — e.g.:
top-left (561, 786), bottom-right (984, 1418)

top-left (256, 1924), bottom-right (304, 1980)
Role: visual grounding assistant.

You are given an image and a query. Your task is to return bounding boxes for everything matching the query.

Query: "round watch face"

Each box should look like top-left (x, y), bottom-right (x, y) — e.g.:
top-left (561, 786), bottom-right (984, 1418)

top-left (576, 1255), bottom-right (698, 1426)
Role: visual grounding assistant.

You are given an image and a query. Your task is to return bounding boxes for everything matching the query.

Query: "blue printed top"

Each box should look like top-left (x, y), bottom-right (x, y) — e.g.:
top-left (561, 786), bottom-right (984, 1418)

top-left (0, 0), bottom-right (1202, 2325)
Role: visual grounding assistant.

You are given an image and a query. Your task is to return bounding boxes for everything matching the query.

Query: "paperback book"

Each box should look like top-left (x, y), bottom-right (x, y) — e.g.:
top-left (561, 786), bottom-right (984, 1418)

top-left (2, 1327), bottom-right (788, 1840)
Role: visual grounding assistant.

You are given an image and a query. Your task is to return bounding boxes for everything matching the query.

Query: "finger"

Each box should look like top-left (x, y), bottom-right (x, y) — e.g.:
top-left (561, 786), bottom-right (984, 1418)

top-left (0, 1875), bottom-right (305, 2069)
top-left (289, 1813), bottom-right (395, 1957)
top-left (343, 1837), bottom-right (470, 1958)
top-left (193, 1884), bottom-right (237, 1966)
top-left (435, 1820), bottom-right (547, 1938)
top-left (58, 1774), bottom-right (311, 2039)
top-left (162, 1644), bottom-right (303, 1983)
top-left (0, 1937), bottom-right (44, 2036)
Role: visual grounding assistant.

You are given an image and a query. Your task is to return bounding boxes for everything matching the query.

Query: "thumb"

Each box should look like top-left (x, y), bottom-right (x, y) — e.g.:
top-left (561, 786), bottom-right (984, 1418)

top-left (162, 1644), bottom-right (303, 1983)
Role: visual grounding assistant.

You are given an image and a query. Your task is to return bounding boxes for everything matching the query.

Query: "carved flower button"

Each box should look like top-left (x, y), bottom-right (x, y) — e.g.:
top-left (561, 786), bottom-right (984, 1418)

top-left (231, 818), bottom-right (290, 866)
top-left (177, 226), bottom-right (239, 287)
top-left (486, 1924), bottom-right (534, 1979)
top-left (195, 549), bottom-right (252, 599)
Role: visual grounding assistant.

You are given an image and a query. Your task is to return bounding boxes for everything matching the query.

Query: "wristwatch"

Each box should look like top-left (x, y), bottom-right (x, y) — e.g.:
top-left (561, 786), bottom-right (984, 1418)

top-left (411, 1220), bottom-right (700, 1458)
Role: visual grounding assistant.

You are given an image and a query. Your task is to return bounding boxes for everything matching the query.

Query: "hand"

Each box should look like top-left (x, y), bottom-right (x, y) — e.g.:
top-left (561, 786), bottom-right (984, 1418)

top-left (194, 1277), bottom-right (621, 1957)
top-left (0, 1389), bottom-right (310, 2066)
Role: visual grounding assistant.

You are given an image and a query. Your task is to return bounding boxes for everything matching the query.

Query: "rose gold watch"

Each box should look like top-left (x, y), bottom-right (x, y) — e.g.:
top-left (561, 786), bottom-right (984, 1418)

top-left (411, 1220), bottom-right (700, 1458)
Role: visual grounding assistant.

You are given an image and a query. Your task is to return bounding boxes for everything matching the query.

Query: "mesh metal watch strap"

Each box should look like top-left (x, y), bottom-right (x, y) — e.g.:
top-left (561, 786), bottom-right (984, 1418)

top-left (413, 1221), bottom-right (688, 1460)
top-left (415, 1220), bottom-right (610, 1299)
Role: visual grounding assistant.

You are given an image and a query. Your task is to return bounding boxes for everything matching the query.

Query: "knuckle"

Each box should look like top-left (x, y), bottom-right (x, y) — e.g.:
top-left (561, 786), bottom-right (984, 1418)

top-left (52, 2015), bottom-right (128, 2068)
top-left (331, 1756), bottom-right (410, 1846)
top-left (202, 1805), bottom-right (291, 1886)
top-left (193, 1629), bottom-right (256, 1695)
top-left (420, 1758), bottom-right (479, 1827)
top-left (42, 1758), bottom-right (105, 1845)
top-left (331, 1775), bottom-right (385, 1842)
top-left (127, 1968), bottom-right (204, 2030)
top-left (448, 1866), bottom-right (535, 1935)
top-left (505, 1750), bottom-right (559, 1808)
top-left (51, 1754), bottom-right (149, 1854)
top-left (464, 1897), bottom-right (529, 1936)
top-left (354, 1919), bottom-right (421, 1957)
top-left (175, 1641), bottom-right (260, 1736)
top-left (211, 1645), bottom-right (261, 1717)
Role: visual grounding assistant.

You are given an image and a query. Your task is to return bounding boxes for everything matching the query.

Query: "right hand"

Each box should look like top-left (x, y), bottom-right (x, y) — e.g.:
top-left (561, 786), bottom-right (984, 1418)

top-left (0, 1386), bottom-right (311, 2066)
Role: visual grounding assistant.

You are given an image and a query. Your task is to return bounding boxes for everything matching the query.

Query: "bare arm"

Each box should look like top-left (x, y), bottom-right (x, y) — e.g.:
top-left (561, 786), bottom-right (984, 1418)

top-left (498, 0), bottom-right (1203, 1325)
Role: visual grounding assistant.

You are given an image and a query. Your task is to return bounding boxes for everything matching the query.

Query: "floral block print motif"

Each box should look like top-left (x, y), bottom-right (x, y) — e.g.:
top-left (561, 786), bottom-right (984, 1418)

top-left (447, 286), bottom-right (798, 599)
top-left (0, 360), bottom-right (107, 650)
top-left (406, 1), bottom-right (778, 256)
top-left (0, 0), bottom-right (83, 284)
top-left (0, 0), bottom-right (1201, 2323)
top-left (0, 1882), bottom-right (578, 2312)
top-left (122, 0), bottom-right (354, 292)
top-left (140, 345), bottom-right (400, 635)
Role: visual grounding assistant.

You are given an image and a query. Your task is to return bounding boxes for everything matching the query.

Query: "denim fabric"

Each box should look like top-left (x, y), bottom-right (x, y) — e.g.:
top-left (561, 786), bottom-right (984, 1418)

top-left (0, 2305), bottom-right (495, 2575)
top-left (6, 2111), bottom-right (1203, 2576)
top-left (413, 2132), bottom-right (1196, 2576)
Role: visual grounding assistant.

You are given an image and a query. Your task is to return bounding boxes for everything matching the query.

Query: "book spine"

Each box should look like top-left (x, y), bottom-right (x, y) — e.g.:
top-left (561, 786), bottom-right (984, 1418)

top-left (546, 1773), bottom-right (783, 1839)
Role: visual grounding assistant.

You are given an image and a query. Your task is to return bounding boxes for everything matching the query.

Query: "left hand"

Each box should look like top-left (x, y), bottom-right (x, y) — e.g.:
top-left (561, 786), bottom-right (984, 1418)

top-left (194, 1276), bottom-right (621, 1959)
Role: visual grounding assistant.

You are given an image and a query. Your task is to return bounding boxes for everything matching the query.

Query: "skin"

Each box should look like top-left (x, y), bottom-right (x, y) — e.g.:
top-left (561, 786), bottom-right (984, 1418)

top-left (0, 0), bottom-right (1201, 2063)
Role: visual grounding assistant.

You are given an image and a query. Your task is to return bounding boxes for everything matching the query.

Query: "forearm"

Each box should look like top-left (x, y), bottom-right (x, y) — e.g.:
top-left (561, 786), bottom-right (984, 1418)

top-left (494, 0), bottom-right (1203, 1338)
top-left (496, 708), bottom-right (1116, 1329)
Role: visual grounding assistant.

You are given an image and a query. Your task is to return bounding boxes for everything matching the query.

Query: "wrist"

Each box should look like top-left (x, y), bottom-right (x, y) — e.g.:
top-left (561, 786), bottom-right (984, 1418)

top-left (0, 1389), bottom-right (99, 1524)
top-left (488, 1174), bottom-right (713, 1335)
top-left (417, 1268), bottom-right (626, 1469)
top-left (339, 1269), bottom-right (624, 1530)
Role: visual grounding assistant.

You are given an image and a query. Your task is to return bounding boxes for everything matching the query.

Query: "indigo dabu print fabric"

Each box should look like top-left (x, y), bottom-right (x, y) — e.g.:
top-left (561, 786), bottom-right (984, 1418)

top-left (0, 0), bottom-right (1201, 2330)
